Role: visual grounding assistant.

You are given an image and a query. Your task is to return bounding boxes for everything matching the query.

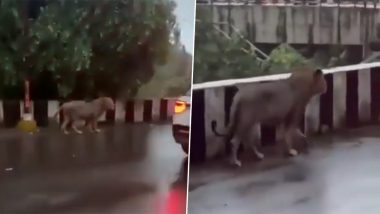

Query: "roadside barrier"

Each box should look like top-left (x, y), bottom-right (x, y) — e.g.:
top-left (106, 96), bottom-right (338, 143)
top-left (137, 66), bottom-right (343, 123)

top-left (0, 98), bottom-right (176, 127)
top-left (191, 62), bottom-right (380, 162)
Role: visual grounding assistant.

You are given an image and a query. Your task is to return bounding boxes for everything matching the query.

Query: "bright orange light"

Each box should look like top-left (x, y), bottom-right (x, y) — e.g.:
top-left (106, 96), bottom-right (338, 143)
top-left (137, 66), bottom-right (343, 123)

top-left (174, 100), bottom-right (186, 114)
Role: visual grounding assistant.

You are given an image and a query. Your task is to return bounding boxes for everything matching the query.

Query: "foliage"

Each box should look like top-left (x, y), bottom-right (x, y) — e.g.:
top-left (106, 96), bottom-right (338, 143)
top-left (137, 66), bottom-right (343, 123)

top-left (0, 0), bottom-right (177, 99)
top-left (194, 9), bottom-right (318, 84)
top-left (194, 10), bottom-right (356, 84)
top-left (193, 8), bottom-right (262, 83)
top-left (262, 44), bottom-right (311, 74)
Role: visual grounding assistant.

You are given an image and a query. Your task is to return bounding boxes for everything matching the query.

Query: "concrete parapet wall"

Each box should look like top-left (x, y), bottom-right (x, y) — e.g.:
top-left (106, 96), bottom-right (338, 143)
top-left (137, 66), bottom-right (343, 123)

top-left (199, 4), bottom-right (380, 44)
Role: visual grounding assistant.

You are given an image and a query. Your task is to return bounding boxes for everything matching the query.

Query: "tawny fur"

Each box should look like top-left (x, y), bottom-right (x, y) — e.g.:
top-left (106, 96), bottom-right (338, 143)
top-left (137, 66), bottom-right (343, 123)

top-left (212, 68), bottom-right (327, 167)
top-left (53, 97), bottom-right (115, 135)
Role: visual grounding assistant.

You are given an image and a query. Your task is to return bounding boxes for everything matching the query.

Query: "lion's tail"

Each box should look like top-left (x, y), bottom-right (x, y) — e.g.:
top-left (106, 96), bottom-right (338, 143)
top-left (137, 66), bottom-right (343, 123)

top-left (211, 120), bottom-right (225, 136)
top-left (211, 94), bottom-right (240, 137)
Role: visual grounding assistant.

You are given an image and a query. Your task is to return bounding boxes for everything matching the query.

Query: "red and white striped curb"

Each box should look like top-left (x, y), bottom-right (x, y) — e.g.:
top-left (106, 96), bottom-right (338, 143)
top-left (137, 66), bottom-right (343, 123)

top-left (0, 98), bottom-right (176, 124)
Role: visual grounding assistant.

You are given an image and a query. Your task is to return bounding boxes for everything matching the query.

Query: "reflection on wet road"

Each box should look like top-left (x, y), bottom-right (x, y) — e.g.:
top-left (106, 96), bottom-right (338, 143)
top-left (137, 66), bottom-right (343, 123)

top-left (188, 126), bottom-right (380, 214)
top-left (0, 123), bottom-right (187, 214)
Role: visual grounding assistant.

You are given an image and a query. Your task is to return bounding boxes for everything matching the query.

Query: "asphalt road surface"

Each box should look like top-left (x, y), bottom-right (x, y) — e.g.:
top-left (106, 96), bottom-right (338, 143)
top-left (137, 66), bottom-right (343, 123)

top-left (188, 125), bottom-right (380, 214)
top-left (0, 123), bottom-right (187, 214)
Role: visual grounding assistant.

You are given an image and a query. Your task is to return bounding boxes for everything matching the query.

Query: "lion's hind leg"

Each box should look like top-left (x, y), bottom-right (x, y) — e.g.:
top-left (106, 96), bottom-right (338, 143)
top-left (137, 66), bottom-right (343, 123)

top-left (71, 120), bottom-right (84, 134)
top-left (229, 135), bottom-right (242, 167)
top-left (229, 122), bottom-right (251, 168)
top-left (61, 116), bottom-right (71, 135)
top-left (93, 120), bottom-right (101, 133)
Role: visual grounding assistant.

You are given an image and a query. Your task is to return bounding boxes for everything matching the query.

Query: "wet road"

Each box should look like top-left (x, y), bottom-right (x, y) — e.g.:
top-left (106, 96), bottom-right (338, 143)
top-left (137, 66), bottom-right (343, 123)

top-left (0, 123), bottom-right (187, 214)
top-left (188, 125), bottom-right (380, 214)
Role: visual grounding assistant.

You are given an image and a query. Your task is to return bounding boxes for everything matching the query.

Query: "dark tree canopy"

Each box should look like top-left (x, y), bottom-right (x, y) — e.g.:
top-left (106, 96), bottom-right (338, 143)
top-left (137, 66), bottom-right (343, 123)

top-left (0, 0), bottom-right (177, 99)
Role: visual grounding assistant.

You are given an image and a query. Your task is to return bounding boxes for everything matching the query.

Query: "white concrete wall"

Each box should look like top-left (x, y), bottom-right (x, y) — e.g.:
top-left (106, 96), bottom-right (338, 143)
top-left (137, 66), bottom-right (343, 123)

top-left (332, 72), bottom-right (347, 128)
top-left (305, 96), bottom-right (321, 136)
top-left (204, 87), bottom-right (226, 158)
top-left (358, 68), bottom-right (372, 123)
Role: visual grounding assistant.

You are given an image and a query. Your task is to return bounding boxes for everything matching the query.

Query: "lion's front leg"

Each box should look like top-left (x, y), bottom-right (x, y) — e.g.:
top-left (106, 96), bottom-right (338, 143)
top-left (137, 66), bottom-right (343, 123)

top-left (86, 120), bottom-right (94, 133)
top-left (88, 118), bottom-right (101, 133)
top-left (93, 120), bottom-right (101, 133)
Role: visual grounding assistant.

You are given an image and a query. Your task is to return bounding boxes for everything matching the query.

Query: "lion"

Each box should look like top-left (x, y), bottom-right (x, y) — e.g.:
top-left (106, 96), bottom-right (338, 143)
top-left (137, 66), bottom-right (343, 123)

top-left (53, 96), bottom-right (115, 134)
top-left (212, 68), bottom-right (327, 167)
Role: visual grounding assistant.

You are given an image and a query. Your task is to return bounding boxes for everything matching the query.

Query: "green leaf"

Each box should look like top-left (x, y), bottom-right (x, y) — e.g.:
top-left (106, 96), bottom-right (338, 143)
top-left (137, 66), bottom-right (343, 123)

top-left (11, 8), bottom-right (18, 18)
top-left (47, 25), bottom-right (54, 32)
